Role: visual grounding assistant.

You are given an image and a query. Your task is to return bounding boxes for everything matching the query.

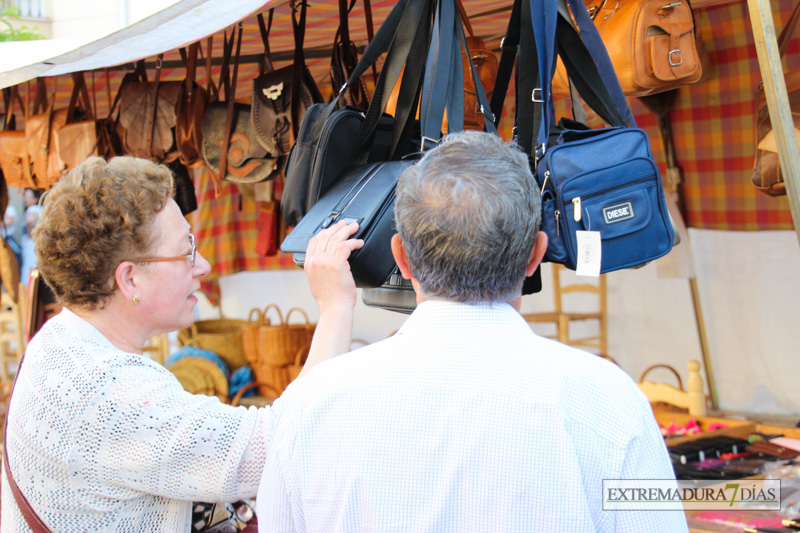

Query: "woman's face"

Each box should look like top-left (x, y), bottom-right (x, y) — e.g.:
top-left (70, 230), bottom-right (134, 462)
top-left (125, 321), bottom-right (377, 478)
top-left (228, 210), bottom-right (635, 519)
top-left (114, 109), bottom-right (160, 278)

top-left (136, 199), bottom-right (211, 335)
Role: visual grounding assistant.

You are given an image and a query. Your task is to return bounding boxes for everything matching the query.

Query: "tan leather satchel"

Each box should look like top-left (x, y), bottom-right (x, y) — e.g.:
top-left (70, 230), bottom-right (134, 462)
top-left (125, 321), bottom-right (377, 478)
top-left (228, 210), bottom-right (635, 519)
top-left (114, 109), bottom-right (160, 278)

top-left (176, 41), bottom-right (210, 168)
top-left (553, 0), bottom-right (702, 97)
top-left (751, 1), bottom-right (800, 197)
top-left (0, 86), bottom-right (36, 189)
top-left (24, 78), bottom-right (72, 188)
top-left (118, 58), bottom-right (182, 163)
top-left (55, 72), bottom-right (101, 171)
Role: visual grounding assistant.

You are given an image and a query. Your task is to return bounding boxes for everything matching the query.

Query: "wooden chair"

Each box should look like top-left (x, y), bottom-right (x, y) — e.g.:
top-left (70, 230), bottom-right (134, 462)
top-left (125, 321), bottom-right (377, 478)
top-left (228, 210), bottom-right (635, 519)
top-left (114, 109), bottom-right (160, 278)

top-left (638, 360), bottom-right (707, 417)
top-left (521, 264), bottom-right (607, 354)
top-left (0, 283), bottom-right (27, 380)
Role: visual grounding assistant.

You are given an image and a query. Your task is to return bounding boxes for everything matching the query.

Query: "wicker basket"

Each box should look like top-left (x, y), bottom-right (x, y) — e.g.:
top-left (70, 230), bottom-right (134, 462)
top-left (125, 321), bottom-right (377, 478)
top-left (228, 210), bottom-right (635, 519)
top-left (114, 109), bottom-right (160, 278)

top-left (177, 318), bottom-right (254, 370)
top-left (241, 306), bottom-right (276, 365)
top-left (166, 356), bottom-right (229, 403)
top-left (257, 307), bottom-right (315, 366)
top-left (251, 307), bottom-right (315, 396)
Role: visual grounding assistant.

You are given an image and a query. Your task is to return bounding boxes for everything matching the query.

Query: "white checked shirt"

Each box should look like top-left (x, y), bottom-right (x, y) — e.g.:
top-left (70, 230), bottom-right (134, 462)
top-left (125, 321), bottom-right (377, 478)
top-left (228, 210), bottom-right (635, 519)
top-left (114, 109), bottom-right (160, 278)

top-left (257, 300), bottom-right (688, 533)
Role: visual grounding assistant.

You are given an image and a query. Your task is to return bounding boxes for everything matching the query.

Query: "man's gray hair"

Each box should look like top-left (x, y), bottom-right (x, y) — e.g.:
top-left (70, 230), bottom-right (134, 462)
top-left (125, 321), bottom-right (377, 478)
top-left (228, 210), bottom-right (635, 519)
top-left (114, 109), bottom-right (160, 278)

top-left (394, 131), bottom-right (541, 302)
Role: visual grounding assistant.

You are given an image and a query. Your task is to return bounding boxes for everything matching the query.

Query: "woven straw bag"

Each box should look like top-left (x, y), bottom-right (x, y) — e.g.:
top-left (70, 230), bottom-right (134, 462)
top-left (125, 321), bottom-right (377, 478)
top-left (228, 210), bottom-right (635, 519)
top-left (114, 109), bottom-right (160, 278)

top-left (251, 307), bottom-right (316, 396)
top-left (166, 356), bottom-right (229, 403)
top-left (257, 307), bottom-right (315, 366)
top-left (241, 305), bottom-right (280, 365)
top-left (177, 317), bottom-right (254, 370)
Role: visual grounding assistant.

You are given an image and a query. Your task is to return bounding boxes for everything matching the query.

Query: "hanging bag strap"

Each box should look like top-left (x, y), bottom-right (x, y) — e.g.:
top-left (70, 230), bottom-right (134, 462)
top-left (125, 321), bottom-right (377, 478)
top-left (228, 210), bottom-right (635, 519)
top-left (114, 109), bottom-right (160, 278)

top-left (257, 10), bottom-right (276, 75)
top-left (347, 0), bottom-right (434, 163)
top-left (218, 24), bottom-right (244, 186)
top-left (3, 354), bottom-right (52, 532)
top-left (777, 0), bottom-right (800, 57)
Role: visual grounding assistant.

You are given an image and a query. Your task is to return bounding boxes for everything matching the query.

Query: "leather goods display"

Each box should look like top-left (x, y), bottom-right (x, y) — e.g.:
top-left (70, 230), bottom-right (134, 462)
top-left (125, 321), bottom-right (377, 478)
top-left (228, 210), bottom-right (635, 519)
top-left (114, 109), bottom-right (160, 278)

top-left (117, 58), bottom-right (182, 163)
top-left (250, 7), bottom-right (323, 173)
top-left (282, 160), bottom-right (416, 287)
top-left (552, 0), bottom-right (702, 97)
top-left (175, 41), bottom-right (209, 168)
top-left (510, 0), bottom-right (673, 273)
top-left (330, 0), bottom-right (375, 109)
top-left (751, 0), bottom-right (800, 197)
top-left (282, 0), bottom-right (498, 303)
top-left (0, 86), bottom-right (35, 189)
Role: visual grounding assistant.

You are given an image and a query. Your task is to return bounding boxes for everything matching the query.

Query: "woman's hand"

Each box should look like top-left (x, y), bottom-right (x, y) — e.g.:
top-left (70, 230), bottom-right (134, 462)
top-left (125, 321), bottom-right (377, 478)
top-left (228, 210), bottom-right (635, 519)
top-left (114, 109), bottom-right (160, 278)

top-left (300, 221), bottom-right (364, 376)
top-left (303, 220), bottom-right (363, 314)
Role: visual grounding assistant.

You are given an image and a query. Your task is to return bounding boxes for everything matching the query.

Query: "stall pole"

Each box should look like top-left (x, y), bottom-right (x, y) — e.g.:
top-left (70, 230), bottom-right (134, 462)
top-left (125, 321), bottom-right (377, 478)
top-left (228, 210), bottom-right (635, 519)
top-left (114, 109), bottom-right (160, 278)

top-left (747, 0), bottom-right (800, 245)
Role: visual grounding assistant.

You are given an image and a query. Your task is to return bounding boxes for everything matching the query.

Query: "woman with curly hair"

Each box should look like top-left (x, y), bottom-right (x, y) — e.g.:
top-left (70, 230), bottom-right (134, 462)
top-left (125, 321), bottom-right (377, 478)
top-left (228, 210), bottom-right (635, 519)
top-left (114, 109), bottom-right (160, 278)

top-left (1, 157), bottom-right (362, 532)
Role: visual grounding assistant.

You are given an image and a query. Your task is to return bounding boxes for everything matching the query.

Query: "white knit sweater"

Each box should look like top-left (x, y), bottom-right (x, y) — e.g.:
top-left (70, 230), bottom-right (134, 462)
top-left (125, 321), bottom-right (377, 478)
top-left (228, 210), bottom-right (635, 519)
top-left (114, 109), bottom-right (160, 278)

top-left (1, 308), bottom-right (274, 532)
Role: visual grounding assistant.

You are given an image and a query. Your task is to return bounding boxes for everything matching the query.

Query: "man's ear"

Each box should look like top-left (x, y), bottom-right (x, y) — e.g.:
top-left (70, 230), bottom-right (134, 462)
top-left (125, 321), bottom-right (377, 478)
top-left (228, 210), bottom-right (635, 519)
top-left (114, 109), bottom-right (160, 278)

top-left (391, 234), bottom-right (414, 280)
top-left (114, 261), bottom-right (138, 301)
top-left (525, 231), bottom-right (549, 277)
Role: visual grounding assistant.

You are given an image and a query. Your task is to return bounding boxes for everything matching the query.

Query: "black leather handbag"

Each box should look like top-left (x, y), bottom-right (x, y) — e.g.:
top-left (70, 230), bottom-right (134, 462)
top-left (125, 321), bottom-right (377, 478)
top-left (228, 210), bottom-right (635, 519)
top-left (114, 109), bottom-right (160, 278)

top-left (281, 160), bottom-right (415, 287)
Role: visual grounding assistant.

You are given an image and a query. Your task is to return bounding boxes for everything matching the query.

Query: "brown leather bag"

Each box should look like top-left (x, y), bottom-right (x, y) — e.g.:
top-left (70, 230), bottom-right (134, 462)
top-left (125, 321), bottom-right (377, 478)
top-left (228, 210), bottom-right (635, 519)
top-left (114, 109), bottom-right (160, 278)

top-left (250, 7), bottom-right (324, 162)
top-left (553, 0), bottom-right (702, 97)
top-left (24, 78), bottom-right (73, 188)
top-left (202, 26), bottom-right (283, 192)
top-left (118, 58), bottom-right (182, 163)
top-left (751, 0), bottom-right (800, 197)
top-left (55, 72), bottom-right (103, 171)
top-left (176, 41), bottom-right (209, 168)
top-left (0, 86), bottom-right (36, 189)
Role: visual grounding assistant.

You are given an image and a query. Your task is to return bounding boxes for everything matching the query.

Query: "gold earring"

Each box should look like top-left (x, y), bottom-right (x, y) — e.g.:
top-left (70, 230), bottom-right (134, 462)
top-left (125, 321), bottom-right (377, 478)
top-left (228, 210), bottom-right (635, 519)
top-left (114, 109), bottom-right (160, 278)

top-left (132, 294), bottom-right (139, 306)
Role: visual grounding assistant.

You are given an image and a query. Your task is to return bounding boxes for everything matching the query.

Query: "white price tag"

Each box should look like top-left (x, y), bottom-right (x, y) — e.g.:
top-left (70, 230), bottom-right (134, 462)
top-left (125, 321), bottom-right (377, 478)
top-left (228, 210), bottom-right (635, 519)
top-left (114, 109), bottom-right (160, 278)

top-left (575, 231), bottom-right (601, 277)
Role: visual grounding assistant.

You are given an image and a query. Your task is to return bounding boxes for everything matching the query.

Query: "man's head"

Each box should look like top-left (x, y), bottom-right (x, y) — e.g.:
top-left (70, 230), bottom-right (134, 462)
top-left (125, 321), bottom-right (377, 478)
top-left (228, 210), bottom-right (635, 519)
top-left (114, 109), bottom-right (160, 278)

top-left (392, 131), bottom-right (546, 304)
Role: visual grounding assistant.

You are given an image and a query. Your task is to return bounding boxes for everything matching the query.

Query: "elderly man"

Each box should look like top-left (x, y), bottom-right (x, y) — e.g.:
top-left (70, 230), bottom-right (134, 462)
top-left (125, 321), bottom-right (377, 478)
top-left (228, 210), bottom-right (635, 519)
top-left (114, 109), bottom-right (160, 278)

top-left (256, 131), bottom-right (687, 532)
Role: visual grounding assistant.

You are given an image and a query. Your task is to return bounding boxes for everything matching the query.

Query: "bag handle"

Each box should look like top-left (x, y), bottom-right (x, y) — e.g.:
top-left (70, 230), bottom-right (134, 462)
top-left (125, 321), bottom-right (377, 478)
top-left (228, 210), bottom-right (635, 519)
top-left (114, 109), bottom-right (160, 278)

top-left (284, 307), bottom-right (311, 327)
top-left (262, 303), bottom-right (285, 326)
top-left (257, 10), bottom-right (275, 75)
top-left (247, 307), bottom-right (265, 325)
top-left (347, 0), bottom-right (434, 163)
top-left (145, 55), bottom-right (166, 159)
top-left (777, 0), bottom-right (800, 58)
top-left (639, 364), bottom-right (684, 391)
top-left (4, 354), bottom-right (53, 532)
top-left (218, 23), bottom-right (244, 193)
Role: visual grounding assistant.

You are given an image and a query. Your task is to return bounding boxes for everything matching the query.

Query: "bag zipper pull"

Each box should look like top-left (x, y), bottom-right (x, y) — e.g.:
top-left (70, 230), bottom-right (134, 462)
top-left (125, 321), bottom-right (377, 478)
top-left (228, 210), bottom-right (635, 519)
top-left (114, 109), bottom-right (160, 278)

top-left (572, 197), bottom-right (582, 222)
top-left (555, 209), bottom-right (561, 236)
top-left (540, 170), bottom-right (550, 196)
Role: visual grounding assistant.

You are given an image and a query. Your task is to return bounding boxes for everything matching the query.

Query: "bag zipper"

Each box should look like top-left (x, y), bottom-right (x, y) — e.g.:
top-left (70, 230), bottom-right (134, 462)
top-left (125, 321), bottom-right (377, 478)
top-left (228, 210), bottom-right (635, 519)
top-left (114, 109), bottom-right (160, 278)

top-left (322, 164), bottom-right (381, 228)
top-left (563, 173), bottom-right (654, 222)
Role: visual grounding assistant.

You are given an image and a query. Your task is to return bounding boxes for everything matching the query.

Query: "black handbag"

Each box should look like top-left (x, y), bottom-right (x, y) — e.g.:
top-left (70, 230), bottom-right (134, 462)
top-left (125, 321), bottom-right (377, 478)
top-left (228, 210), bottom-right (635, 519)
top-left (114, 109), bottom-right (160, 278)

top-left (281, 160), bottom-right (415, 287)
top-left (281, 0), bottom-right (497, 309)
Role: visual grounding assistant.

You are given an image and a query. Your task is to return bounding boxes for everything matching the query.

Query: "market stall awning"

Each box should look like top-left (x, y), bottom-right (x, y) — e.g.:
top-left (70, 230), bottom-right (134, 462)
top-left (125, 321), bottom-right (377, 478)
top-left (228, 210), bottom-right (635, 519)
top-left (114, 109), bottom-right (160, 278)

top-left (0, 0), bottom-right (273, 89)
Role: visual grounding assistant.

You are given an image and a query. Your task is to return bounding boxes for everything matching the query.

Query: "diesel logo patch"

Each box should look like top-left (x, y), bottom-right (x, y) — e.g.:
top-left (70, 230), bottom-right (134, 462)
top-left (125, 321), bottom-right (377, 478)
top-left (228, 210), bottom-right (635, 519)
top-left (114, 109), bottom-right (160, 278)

top-left (603, 202), bottom-right (635, 225)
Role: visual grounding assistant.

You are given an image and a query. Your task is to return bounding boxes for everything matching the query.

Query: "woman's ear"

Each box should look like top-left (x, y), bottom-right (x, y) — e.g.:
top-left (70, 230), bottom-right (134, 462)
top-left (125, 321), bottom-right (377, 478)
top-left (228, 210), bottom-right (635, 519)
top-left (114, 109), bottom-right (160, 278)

top-left (114, 261), bottom-right (138, 302)
top-left (391, 234), bottom-right (414, 280)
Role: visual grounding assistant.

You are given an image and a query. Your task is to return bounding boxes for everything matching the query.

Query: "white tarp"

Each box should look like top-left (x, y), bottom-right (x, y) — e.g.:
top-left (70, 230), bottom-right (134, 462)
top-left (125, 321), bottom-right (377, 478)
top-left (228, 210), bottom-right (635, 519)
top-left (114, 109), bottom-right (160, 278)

top-left (0, 0), bottom-right (270, 89)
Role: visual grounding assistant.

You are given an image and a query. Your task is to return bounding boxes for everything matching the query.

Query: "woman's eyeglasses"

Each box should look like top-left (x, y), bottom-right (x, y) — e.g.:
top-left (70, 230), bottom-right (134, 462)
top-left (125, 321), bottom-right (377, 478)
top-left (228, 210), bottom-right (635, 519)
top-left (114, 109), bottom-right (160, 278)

top-left (134, 234), bottom-right (196, 267)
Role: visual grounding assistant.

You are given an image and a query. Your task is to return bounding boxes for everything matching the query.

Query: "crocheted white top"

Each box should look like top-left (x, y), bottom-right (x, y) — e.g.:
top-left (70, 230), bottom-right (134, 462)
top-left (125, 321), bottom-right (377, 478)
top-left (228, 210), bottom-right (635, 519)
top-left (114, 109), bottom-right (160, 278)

top-left (1, 308), bottom-right (274, 532)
